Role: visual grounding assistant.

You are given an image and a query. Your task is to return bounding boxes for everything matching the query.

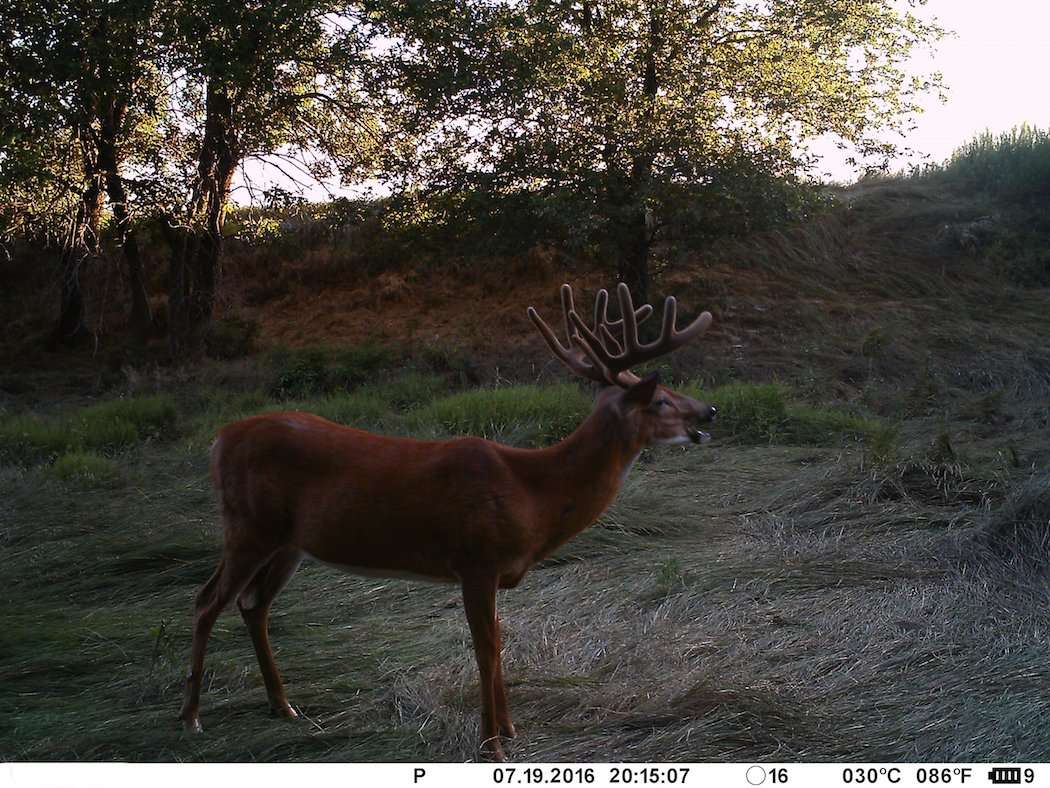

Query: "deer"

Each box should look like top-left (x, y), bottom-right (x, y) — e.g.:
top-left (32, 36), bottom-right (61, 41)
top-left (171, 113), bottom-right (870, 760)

top-left (178, 283), bottom-right (716, 761)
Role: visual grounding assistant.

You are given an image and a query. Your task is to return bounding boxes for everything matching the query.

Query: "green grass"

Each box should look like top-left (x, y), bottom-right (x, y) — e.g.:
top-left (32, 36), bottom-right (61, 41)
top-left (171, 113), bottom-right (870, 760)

top-left (686, 382), bottom-right (891, 449)
top-left (0, 394), bottom-right (178, 464)
top-left (408, 383), bottom-right (591, 445)
top-left (48, 451), bottom-right (122, 487)
top-left (310, 391), bottom-right (392, 428)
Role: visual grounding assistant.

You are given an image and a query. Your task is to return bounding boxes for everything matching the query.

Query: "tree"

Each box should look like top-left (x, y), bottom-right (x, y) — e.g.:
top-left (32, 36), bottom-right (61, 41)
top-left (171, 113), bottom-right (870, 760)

top-left (391, 0), bottom-right (945, 302)
top-left (159, 0), bottom-right (383, 355)
top-left (1, 0), bottom-right (165, 344)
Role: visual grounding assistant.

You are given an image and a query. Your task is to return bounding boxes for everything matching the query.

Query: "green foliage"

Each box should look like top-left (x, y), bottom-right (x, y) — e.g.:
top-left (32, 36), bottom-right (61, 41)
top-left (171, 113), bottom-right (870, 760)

top-left (379, 0), bottom-right (944, 280)
top-left (410, 384), bottom-right (591, 445)
top-left (925, 124), bottom-right (1050, 203)
top-left (49, 451), bottom-right (122, 487)
top-left (0, 395), bottom-right (178, 464)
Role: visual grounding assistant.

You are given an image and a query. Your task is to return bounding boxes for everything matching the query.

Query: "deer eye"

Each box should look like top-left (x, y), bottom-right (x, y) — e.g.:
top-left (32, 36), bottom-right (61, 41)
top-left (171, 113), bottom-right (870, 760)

top-left (654, 398), bottom-right (670, 408)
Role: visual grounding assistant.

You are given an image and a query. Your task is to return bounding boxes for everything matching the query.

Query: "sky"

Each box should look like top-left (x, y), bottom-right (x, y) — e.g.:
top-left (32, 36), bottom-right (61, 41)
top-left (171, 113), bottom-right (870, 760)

top-left (816, 0), bottom-right (1050, 181)
top-left (234, 0), bottom-right (1050, 202)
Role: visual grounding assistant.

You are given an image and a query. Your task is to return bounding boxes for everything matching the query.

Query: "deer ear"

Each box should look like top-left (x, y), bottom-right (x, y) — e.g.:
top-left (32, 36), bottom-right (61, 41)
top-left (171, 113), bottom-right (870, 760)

top-left (623, 372), bottom-right (660, 407)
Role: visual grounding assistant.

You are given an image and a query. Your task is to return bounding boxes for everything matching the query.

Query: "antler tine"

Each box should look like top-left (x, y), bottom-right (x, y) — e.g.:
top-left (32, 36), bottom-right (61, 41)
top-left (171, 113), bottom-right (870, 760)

top-left (592, 287), bottom-right (653, 355)
top-left (592, 288), bottom-right (608, 339)
top-left (527, 285), bottom-right (614, 385)
top-left (617, 283), bottom-right (642, 353)
top-left (618, 282), bottom-right (713, 362)
top-left (568, 283), bottom-right (713, 384)
top-left (559, 284), bottom-right (576, 347)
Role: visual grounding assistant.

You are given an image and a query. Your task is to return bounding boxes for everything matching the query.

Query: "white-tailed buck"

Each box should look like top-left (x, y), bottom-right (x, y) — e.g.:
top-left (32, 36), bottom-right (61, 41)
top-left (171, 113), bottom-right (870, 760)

top-left (179, 283), bottom-right (716, 760)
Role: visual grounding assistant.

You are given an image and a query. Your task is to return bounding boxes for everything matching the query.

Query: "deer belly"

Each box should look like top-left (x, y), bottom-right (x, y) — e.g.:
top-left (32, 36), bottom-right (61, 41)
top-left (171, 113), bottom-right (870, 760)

top-left (304, 553), bottom-right (460, 585)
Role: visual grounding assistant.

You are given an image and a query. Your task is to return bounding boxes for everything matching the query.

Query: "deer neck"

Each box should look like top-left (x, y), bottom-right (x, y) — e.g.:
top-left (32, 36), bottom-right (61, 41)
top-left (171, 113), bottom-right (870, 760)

top-left (525, 403), bottom-right (643, 558)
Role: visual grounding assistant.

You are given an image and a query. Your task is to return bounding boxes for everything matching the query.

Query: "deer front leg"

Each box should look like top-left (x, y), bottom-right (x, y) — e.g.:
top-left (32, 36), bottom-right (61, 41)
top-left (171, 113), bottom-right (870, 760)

top-left (462, 574), bottom-right (509, 761)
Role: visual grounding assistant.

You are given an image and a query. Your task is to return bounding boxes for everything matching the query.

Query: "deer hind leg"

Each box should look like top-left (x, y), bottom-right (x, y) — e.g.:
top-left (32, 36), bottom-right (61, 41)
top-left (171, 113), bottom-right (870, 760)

top-left (179, 547), bottom-right (274, 733)
top-left (237, 547), bottom-right (302, 719)
top-left (462, 574), bottom-right (510, 761)
top-left (493, 616), bottom-right (515, 738)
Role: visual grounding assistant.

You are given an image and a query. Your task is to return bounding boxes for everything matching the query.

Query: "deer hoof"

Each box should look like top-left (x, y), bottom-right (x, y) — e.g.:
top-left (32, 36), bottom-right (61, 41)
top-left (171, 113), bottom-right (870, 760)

top-left (272, 703), bottom-right (298, 720)
top-left (181, 715), bottom-right (204, 734)
top-left (480, 737), bottom-right (506, 762)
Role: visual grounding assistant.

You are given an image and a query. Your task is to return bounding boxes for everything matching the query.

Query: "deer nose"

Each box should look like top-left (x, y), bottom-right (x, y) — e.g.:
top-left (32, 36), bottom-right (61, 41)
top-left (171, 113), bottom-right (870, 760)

top-left (703, 405), bottom-right (717, 422)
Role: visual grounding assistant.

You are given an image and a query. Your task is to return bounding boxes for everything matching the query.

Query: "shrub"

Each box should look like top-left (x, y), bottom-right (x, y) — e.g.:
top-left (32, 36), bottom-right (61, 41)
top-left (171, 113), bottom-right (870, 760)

top-left (923, 124), bottom-right (1050, 204)
top-left (270, 344), bottom-right (396, 399)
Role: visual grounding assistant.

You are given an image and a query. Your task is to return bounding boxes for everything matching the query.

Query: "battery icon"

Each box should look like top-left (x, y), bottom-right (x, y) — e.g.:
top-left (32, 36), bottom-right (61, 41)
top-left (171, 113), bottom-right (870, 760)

top-left (988, 768), bottom-right (1022, 784)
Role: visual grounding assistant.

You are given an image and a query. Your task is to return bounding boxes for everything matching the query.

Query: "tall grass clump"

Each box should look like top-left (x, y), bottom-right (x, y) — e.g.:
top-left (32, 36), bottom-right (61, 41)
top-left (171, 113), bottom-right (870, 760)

top-left (686, 381), bottom-right (890, 448)
top-left (411, 384), bottom-right (591, 445)
top-left (0, 394), bottom-right (178, 464)
top-left (309, 391), bottom-right (392, 429)
top-left (686, 382), bottom-right (789, 443)
top-left (0, 414), bottom-right (71, 464)
top-left (48, 451), bottom-right (122, 487)
top-left (971, 472), bottom-right (1050, 566)
top-left (927, 124), bottom-right (1050, 202)
top-left (74, 395), bottom-right (178, 448)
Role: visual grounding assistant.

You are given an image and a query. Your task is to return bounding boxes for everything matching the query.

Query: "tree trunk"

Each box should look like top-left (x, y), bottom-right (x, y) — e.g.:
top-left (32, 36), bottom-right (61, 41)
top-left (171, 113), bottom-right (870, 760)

top-left (616, 204), bottom-right (650, 305)
top-left (188, 157), bottom-right (235, 330)
top-left (51, 178), bottom-right (103, 347)
top-left (98, 105), bottom-right (152, 340)
top-left (169, 81), bottom-right (238, 357)
top-left (604, 6), bottom-right (660, 306)
top-left (160, 219), bottom-right (192, 358)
